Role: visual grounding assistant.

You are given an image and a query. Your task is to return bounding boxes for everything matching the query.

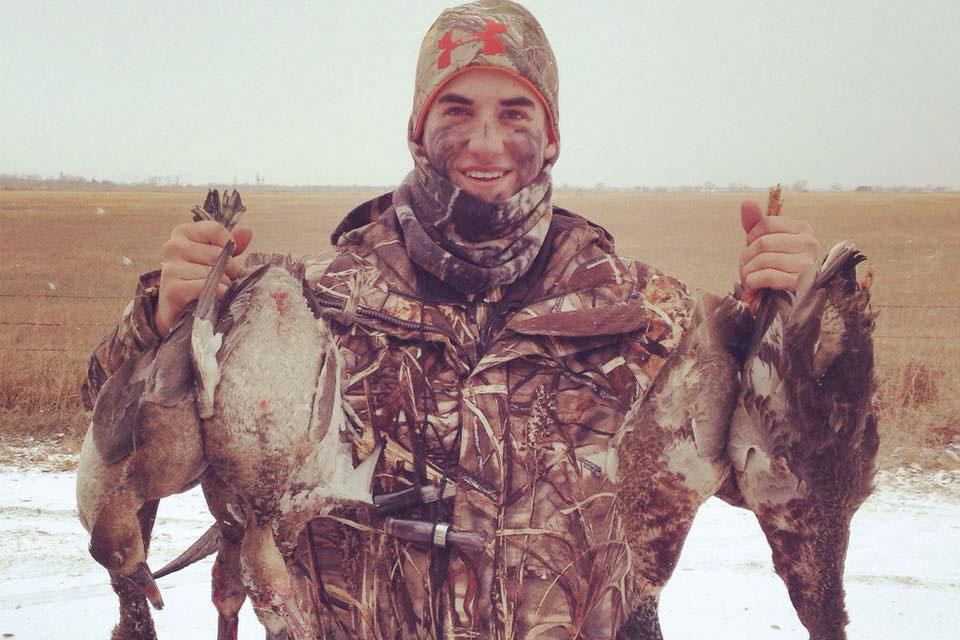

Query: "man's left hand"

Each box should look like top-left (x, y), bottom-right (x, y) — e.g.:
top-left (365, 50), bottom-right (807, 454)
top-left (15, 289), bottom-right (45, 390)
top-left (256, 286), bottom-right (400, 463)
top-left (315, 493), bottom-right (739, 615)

top-left (738, 200), bottom-right (820, 295)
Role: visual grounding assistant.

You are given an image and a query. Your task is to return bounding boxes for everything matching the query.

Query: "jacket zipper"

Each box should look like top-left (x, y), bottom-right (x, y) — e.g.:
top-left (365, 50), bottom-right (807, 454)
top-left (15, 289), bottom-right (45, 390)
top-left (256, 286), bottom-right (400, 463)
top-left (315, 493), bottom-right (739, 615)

top-left (313, 293), bottom-right (458, 341)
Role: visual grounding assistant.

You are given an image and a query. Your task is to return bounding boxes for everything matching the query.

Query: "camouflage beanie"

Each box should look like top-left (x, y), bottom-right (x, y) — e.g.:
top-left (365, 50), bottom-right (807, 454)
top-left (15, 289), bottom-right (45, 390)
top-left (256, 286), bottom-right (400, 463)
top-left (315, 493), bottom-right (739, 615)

top-left (408, 0), bottom-right (560, 146)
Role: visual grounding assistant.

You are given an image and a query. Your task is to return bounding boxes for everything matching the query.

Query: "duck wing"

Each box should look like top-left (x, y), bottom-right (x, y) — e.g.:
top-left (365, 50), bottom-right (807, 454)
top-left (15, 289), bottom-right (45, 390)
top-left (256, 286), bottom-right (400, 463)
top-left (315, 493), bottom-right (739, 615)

top-left (91, 348), bottom-right (156, 464)
top-left (726, 289), bottom-right (797, 486)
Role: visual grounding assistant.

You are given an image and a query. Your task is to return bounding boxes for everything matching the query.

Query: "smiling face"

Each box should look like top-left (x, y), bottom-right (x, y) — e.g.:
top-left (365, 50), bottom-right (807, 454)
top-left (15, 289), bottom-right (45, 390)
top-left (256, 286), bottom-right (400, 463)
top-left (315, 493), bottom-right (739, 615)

top-left (420, 68), bottom-right (557, 204)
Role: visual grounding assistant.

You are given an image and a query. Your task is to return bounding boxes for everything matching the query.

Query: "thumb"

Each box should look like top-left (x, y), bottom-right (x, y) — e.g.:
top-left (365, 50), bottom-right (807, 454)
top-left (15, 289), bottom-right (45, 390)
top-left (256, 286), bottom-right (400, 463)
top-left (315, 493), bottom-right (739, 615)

top-left (740, 200), bottom-right (764, 238)
top-left (231, 225), bottom-right (253, 255)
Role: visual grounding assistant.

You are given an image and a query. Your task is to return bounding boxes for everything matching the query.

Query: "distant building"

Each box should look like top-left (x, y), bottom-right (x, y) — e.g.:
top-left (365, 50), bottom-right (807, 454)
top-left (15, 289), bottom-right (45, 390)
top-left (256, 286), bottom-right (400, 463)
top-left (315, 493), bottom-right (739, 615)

top-left (855, 186), bottom-right (874, 192)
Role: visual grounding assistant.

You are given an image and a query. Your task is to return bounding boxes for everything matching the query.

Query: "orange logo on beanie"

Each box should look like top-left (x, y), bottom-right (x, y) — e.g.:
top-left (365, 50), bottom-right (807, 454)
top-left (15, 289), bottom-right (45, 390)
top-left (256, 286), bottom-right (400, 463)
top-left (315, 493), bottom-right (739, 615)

top-left (437, 21), bottom-right (507, 69)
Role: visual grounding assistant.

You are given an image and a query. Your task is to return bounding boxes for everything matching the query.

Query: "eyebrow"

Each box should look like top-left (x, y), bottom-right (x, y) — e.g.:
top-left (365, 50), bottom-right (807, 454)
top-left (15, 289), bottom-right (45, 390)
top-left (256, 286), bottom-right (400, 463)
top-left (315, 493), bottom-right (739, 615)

top-left (500, 97), bottom-right (535, 108)
top-left (435, 93), bottom-right (536, 109)
top-left (437, 93), bottom-right (472, 105)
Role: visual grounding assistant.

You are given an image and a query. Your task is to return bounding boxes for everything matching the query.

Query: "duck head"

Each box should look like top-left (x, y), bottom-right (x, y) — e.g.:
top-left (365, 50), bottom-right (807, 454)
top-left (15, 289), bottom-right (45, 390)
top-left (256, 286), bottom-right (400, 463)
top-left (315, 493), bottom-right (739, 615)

top-left (89, 510), bottom-right (164, 609)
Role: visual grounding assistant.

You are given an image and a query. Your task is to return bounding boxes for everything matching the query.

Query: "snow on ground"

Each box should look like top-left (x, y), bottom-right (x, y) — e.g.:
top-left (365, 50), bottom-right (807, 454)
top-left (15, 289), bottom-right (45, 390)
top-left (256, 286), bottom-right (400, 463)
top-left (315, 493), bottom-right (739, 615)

top-left (1, 457), bottom-right (958, 639)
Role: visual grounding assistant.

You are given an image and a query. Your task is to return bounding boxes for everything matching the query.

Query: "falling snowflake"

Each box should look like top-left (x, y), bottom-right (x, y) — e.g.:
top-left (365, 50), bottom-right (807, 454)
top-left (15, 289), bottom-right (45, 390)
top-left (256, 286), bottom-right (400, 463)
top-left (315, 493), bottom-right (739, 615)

top-left (47, 282), bottom-right (57, 291)
top-left (95, 207), bottom-right (106, 216)
top-left (121, 256), bottom-right (133, 266)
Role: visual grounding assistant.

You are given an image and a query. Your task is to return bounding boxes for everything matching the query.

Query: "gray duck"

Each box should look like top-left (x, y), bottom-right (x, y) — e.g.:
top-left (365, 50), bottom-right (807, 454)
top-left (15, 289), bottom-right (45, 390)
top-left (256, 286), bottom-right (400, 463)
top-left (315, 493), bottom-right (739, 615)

top-left (189, 247), bottom-right (382, 640)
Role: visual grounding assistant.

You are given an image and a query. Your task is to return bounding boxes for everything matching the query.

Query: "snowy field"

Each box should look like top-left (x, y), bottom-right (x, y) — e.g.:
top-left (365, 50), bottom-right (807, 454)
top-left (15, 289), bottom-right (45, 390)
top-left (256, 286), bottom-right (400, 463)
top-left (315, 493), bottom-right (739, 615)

top-left (1, 460), bottom-right (957, 639)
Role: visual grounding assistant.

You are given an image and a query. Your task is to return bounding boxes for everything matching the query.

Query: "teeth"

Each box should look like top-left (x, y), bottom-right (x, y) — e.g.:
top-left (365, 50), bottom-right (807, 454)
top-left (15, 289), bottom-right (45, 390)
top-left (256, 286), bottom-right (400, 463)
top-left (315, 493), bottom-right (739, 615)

top-left (465, 170), bottom-right (505, 180)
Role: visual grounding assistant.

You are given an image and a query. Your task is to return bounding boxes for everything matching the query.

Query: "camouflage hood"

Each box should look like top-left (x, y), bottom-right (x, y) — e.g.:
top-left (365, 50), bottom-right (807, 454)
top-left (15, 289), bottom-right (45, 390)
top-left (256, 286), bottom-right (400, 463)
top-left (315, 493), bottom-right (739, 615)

top-left (398, 1), bottom-right (561, 294)
top-left (394, 147), bottom-right (554, 295)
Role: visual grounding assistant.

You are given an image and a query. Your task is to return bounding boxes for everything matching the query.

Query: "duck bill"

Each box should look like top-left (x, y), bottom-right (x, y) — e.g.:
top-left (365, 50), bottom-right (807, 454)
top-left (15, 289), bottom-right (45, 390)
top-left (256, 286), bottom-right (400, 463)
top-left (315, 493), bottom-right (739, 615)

top-left (127, 562), bottom-right (164, 610)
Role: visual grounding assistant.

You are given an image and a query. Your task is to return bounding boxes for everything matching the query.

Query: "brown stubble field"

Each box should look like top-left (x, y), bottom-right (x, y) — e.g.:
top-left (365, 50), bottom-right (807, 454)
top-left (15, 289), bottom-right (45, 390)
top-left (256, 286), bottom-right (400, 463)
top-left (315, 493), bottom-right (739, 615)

top-left (1, 189), bottom-right (958, 468)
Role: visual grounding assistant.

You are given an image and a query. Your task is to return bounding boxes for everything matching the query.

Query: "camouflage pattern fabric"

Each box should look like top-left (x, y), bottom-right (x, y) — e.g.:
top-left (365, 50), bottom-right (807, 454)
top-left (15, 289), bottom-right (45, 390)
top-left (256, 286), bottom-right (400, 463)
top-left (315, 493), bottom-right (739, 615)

top-left (395, 146), bottom-right (554, 294)
top-left (84, 196), bottom-right (694, 639)
top-left (398, 0), bottom-right (561, 295)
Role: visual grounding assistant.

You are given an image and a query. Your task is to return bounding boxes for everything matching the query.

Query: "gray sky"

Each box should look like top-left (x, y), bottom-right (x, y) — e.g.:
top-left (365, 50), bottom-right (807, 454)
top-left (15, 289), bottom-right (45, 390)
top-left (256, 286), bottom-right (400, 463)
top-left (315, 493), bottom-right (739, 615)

top-left (2, 0), bottom-right (957, 189)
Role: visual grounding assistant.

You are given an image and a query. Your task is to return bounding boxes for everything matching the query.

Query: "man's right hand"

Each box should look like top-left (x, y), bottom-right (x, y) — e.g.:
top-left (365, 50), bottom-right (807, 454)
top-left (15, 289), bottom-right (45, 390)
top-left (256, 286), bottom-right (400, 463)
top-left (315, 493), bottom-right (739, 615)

top-left (155, 221), bottom-right (253, 337)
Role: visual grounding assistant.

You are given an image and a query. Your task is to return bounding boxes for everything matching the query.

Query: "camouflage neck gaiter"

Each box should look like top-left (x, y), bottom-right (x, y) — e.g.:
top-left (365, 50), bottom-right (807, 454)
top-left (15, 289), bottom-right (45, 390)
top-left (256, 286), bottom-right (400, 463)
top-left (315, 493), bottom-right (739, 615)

top-left (397, 0), bottom-right (560, 295)
top-left (394, 146), bottom-right (552, 295)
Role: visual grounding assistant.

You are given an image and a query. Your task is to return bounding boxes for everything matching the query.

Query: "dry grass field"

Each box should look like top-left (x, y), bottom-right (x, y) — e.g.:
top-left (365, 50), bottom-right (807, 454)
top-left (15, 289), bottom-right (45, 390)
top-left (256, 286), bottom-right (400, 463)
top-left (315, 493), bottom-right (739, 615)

top-left (1, 188), bottom-right (957, 469)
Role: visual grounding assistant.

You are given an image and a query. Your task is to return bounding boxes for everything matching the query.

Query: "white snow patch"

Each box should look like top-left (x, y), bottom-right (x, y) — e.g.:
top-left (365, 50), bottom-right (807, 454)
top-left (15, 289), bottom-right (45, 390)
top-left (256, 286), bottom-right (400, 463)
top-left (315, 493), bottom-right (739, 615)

top-left (0, 468), bottom-right (261, 638)
top-left (0, 465), bottom-right (957, 638)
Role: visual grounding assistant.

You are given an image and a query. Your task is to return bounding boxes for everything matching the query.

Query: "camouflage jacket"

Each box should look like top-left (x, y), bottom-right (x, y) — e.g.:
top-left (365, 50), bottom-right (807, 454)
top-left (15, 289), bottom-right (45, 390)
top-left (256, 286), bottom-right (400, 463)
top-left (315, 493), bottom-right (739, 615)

top-left (84, 194), bottom-right (694, 639)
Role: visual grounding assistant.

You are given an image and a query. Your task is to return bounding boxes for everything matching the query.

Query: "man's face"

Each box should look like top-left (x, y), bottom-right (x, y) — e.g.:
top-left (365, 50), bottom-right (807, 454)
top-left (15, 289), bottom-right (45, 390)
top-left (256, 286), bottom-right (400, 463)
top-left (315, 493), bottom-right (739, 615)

top-left (421, 68), bottom-right (557, 204)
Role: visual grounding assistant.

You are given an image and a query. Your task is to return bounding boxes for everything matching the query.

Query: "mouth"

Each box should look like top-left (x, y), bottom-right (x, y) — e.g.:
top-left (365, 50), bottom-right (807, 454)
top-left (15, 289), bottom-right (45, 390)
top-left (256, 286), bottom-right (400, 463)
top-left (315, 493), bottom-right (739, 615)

top-left (457, 168), bottom-right (511, 186)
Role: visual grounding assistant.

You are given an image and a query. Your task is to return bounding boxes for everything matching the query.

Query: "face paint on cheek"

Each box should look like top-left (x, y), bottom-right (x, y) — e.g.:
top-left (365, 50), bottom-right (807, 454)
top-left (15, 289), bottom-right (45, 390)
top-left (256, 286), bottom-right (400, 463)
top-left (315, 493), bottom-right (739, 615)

top-left (507, 128), bottom-right (544, 186)
top-left (425, 123), bottom-right (469, 177)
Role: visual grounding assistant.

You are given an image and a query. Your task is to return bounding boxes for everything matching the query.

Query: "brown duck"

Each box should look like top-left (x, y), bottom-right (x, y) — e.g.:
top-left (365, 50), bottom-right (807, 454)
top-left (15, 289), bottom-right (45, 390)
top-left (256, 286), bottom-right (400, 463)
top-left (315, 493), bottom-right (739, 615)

top-left (611, 292), bottom-right (753, 639)
top-left (727, 239), bottom-right (878, 639)
top-left (75, 189), bottom-right (246, 638)
top-left (613, 192), bottom-right (877, 639)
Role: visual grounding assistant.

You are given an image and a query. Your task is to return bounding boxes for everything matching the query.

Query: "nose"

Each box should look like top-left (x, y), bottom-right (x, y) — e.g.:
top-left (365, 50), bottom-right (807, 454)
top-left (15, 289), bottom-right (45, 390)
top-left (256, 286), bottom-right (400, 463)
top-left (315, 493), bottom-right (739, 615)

top-left (466, 117), bottom-right (505, 157)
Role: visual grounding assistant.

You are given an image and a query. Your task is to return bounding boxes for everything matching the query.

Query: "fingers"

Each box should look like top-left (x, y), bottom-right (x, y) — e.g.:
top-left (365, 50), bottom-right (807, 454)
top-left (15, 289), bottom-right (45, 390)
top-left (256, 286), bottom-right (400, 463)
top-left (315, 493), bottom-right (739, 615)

top-left (741, 250), bottom-right (815, 282)
top-left (164, 279), bottom-right (231, 308)
top-left (162, 222), bottom-right (249, 279)
top-left (742, 268), bottom-right (799, 294)
top-left (738, 206), bottom-right (820, 295)
top-left (740, 200), bottom-right (764, 235)
top-left (231, 225), bottom-right (253, 256)
top-left (155, 221), bottom-right (254, 336)
top-left (739, 231), bottom-right (821, 270)
top-left (176, 220), bottom-right (235, 247)
top-left (180, 221), bottom-right (253, 256)
top-left (744, 215), bottom-right (814, 247)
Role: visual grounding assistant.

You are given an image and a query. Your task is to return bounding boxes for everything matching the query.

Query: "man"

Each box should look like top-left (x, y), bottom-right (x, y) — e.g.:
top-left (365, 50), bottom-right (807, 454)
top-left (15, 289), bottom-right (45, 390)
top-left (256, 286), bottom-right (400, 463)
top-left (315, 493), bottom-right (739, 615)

top-left (84, 1), bottom-right (818, 637)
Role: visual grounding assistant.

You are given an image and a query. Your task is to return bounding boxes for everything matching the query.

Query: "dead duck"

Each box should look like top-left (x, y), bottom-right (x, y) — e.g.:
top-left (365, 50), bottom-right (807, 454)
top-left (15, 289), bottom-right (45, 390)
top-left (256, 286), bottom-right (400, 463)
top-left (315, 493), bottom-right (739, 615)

top-left (75, 190), bottom-right (245, 637)
top-left (611, 292), bottom-right (753, 639)
top-left (727, 240), bottom-right (878, 640)
top-left (613, 186), bottom-right (876, 639)
top-left (188, 247), bottom-right (382, 639)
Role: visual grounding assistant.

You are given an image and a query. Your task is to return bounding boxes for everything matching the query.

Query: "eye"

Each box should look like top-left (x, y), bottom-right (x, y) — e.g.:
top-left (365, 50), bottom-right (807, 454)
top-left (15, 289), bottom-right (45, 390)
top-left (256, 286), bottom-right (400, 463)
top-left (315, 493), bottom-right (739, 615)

top-left (502, 109), bottom-right (530, 121)
top-left (443, 106), bottom-right (471, 117)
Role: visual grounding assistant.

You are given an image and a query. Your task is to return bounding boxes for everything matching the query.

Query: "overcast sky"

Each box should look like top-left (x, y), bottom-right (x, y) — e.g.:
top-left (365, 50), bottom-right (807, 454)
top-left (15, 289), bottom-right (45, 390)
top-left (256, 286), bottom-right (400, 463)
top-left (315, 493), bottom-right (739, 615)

top-left (2, 0), bottom-right (957, 188)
